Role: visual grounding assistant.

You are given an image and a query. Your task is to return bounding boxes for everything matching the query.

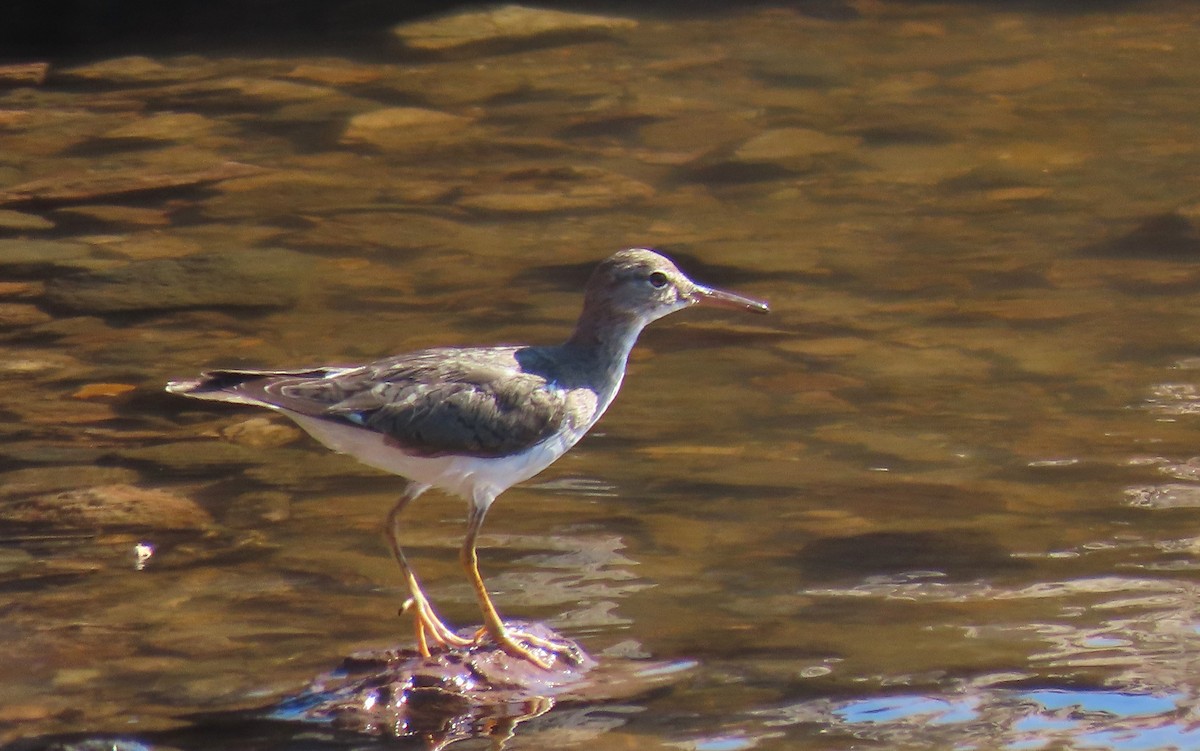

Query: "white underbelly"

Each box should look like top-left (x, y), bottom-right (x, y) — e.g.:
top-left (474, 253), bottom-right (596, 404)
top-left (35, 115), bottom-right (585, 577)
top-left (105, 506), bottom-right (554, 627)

top-left (286, 412), bottom-right (579, 505)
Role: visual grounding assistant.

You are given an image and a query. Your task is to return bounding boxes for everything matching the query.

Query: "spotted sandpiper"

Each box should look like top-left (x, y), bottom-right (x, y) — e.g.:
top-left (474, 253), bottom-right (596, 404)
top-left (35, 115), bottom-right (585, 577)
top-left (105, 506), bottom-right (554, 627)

top-left (168, 248), bottom-right (769, 668)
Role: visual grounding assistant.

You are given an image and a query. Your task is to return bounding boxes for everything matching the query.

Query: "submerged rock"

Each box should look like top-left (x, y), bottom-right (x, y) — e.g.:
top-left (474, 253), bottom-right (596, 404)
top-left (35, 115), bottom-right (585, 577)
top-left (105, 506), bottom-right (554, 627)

top-left (0, 302), bottom-right (52, 328)
top-left (340, 107), bottom-right (473, 151)
top-left (1081, 212), bottom-right (1200, 258)
top-left (0, 209), bottom-right (53, 231)
top-left (256, 622), bottom-right (689, 742)
top-left (277, 623), bottom-right (593, 735)
top-left (0, 483), bottom-right (213, 531)
top-left (0, 62), bottom-right (49, 87)
top-left (42, 248), bottom-right (311, 314)
top-left (732, 127), bottom-right (862, 168)
top-left (0, 162), bottom-right (266, 207)
top-left (0, 239), bottom-right (97, 273)
top-left (58, 55), bottom-right (187, 84)
top-left (393, 5), bottom-right (637, 54)
top-left (457, 166), bottom-right (654, 214)
top-left (0, 466), bottom-right (141, 500)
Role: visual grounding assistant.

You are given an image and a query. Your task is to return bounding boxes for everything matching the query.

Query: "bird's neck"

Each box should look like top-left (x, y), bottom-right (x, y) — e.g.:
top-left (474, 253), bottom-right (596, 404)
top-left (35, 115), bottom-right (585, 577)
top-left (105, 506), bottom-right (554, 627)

top-left (560, 307), bottom-right (647, 390)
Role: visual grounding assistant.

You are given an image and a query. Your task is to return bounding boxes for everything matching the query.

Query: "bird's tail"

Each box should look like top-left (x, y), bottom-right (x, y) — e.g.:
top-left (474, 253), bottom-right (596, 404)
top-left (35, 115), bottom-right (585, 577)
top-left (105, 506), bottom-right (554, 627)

top-left (166, 368), bottom-right (340, 407)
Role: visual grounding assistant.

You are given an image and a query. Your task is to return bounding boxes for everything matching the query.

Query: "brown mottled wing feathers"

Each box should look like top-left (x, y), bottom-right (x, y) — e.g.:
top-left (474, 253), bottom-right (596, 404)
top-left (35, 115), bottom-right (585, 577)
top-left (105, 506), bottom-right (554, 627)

top-left (250, 348), bottom-right (573, 457)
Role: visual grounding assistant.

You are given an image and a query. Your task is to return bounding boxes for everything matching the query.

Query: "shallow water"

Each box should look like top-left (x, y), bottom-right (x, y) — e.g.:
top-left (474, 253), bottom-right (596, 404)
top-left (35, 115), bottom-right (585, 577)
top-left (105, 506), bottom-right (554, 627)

top-left (5, 2), bottom-right (1200, 748)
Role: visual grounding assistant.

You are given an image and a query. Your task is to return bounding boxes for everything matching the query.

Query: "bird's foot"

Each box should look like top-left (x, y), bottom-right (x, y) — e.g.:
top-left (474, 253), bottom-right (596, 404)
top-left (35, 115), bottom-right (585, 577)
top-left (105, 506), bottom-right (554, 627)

top-left (474, 625), bottom-right (584, 670)
top-left (401, 597), bottom-right (472, 657)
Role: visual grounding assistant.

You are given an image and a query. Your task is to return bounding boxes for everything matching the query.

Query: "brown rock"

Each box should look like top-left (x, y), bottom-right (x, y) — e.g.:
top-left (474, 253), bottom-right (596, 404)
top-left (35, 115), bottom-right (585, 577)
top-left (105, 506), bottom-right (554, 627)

top-left (221, 417), bottom-right (303, 449)
top-left (0, 484), bottom-right (213, 531)
top-left (733, 128), bottom-right (861, 166)
top-left (59, 56), bottom-right (177, 83)
top-left (457, 166), bottom-right (654, 213)
top-left (393, 5), bottom-right (636, 53)
top-left (0, 63), bottom-right (49, 87)
top-left (0, 302), bottom-right (52, 328)
top-left (0, 162), bottom-right (268, 207)
top-left (341, 107), bottom-right (473, 150)
top-left (103, 112), bottom-right (223, 141)
top-left (0, 466), bottom-right (141, 499)
top-left (0, 209), bottom-right (53, 230)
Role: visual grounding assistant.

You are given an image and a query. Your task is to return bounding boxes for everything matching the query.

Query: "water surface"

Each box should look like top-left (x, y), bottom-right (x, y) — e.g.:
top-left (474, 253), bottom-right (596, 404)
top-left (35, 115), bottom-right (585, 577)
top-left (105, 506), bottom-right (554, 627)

top-left (4, 2), bottom-right (1200, 748)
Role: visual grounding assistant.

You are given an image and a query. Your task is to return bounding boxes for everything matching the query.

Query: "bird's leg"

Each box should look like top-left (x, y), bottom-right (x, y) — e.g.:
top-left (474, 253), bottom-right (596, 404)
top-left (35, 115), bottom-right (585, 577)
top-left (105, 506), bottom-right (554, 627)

top-left (461, 498), bottom-right (580, 669)
top-left (387, 483), bottom-right (471, 655)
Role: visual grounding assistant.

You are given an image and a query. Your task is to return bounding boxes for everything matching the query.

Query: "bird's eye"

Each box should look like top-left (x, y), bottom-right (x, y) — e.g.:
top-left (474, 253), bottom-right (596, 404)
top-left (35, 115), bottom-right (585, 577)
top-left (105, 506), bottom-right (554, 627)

top-left (648, 271), bottom-right (669, 288)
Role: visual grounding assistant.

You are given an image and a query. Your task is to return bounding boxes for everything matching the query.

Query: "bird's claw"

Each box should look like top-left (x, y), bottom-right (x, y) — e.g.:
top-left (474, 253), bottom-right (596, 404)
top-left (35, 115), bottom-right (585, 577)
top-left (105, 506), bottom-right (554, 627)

top-left (474, 625), bottom-right (582, 669)
top-left (402, 597), bottom-right (472, 657)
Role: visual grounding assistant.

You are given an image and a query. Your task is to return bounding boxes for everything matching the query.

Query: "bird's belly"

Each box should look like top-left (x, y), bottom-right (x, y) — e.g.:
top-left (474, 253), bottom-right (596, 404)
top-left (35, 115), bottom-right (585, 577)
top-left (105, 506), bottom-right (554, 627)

top-left (286, 412), bottom-right (580, 503)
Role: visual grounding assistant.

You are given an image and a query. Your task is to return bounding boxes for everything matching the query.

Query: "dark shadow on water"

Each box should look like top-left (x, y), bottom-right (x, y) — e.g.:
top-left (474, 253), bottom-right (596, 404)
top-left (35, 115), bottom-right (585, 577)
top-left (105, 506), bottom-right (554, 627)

top-left (795, 529), bottom-right (1029, 583)
top-left (1079, 213), bottom-right (1200, 260)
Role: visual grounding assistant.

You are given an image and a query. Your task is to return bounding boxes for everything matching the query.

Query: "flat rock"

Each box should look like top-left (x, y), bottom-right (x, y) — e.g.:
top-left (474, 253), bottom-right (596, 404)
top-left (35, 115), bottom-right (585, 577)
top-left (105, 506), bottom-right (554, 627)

top-left (0, 161), bottom-right (267, 207)
top-left (0, 209), bottom-right (54, 230)
top-left (103, 112), bottom-right (224, 142)
top-left (286, 61), bottom-right (388, 86)
top-left (42, 248), bottom-right (311, 314)
top-left (56, 205), bottom-right (174, 227)
top-left (340, 107), bottom-right (473, 150)
top-left (107, 440), bottom-right (279, 475)
top-left (0, 466), bottom-right (141, 500)
top-left (0, 239), bottom-right (96, 272)
top-left (221, 417), bottom-right (303, 449)
top-left (457, 166), bottom-right (654, 214)
top-left (733, 127), bottom-right (861, 167)
top-left (58, 55), bottom-right (188, 84)
top-left (180, 77), bottom-right (336, 105)
top-left (393, 5), bottom-right (636, 54)
top-left (253, 621), bottom-right (690, 741)
top-left (0, 62), bottom-right (49, 87)
top-left (0, 302), bottom-right (52, 328)
top-left (0, 483), bottom-right (213, 531)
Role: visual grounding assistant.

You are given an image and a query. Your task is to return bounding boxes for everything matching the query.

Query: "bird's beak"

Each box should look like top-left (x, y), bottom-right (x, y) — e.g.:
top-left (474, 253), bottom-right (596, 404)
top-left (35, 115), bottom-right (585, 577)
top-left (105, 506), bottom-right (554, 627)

top-left (692, 284), bottom-right (770, 315)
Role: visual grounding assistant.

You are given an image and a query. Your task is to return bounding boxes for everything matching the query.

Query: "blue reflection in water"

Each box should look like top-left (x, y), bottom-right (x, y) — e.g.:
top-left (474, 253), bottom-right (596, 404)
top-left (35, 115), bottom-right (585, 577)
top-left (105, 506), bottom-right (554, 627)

top-left (835, 695), bottom-right (979, 725)
top-left (1078, 725), bottom-right (1200, 751)
top-left (815, 687), bottom-right (1189, 750)
top-left (1021, 689), bottom-right (1181, 717)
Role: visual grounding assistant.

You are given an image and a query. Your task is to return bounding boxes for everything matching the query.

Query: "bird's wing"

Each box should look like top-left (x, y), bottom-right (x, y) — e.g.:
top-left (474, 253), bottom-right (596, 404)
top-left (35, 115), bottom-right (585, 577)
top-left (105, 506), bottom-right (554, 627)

top-left (269, 348), bottom-right (592, 458)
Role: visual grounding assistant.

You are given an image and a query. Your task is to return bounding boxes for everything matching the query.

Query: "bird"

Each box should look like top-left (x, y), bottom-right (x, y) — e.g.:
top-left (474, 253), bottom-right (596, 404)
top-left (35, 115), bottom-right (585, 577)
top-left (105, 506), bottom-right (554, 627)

top-left (167, 248), bottom-right (769, 668)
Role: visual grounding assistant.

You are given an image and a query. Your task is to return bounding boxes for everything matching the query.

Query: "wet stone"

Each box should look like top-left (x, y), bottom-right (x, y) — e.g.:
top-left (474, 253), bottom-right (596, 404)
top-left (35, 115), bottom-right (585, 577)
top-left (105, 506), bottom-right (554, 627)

top-left (0, 209), bottom-right (54, 231)
top-left (0, 239), bottom-right (97, 273)
top-left (42, 248), bottom-right (312, 314)
top-left (102, 112), bottom-right (225, 142)
top-left (0, 466), bottom-right (142, 500)
top-left (177, 77), bottom-right (337, 105)
top-left (0, 349), bottom-right (79, 378)
top-left (0, 161), bottom-right (267, 207)
top-left (58, 55), bottom-right (188, 84)
top-left (732, 127), bottom-right (862, 168)
top-left (0, 62), bottom-right (49, 87)
top-left (221, 417), bottom-right (303, 449)
top-left (0, 443), bottom-right (108, 466)
top-left (392, 5), bottom-right (637, 55)
top-left (251, 621), bottom-right (688, 741)
top-left (108, 440), bottom-right (279, 475)
top-left (285, 60), bottom-right (387, 86)
top-left (222, 490), bottom-right (291, 527)
top-left (340, 107), bottom-right (474, 151)
top-left (456, 166), bottom-right (654, 214)
top-left (56, 205), bottom-right (174, 227)
top-left (0, 483), bottom-right (213, 531)
top-left (0, 302), bottom-right (52, 328)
